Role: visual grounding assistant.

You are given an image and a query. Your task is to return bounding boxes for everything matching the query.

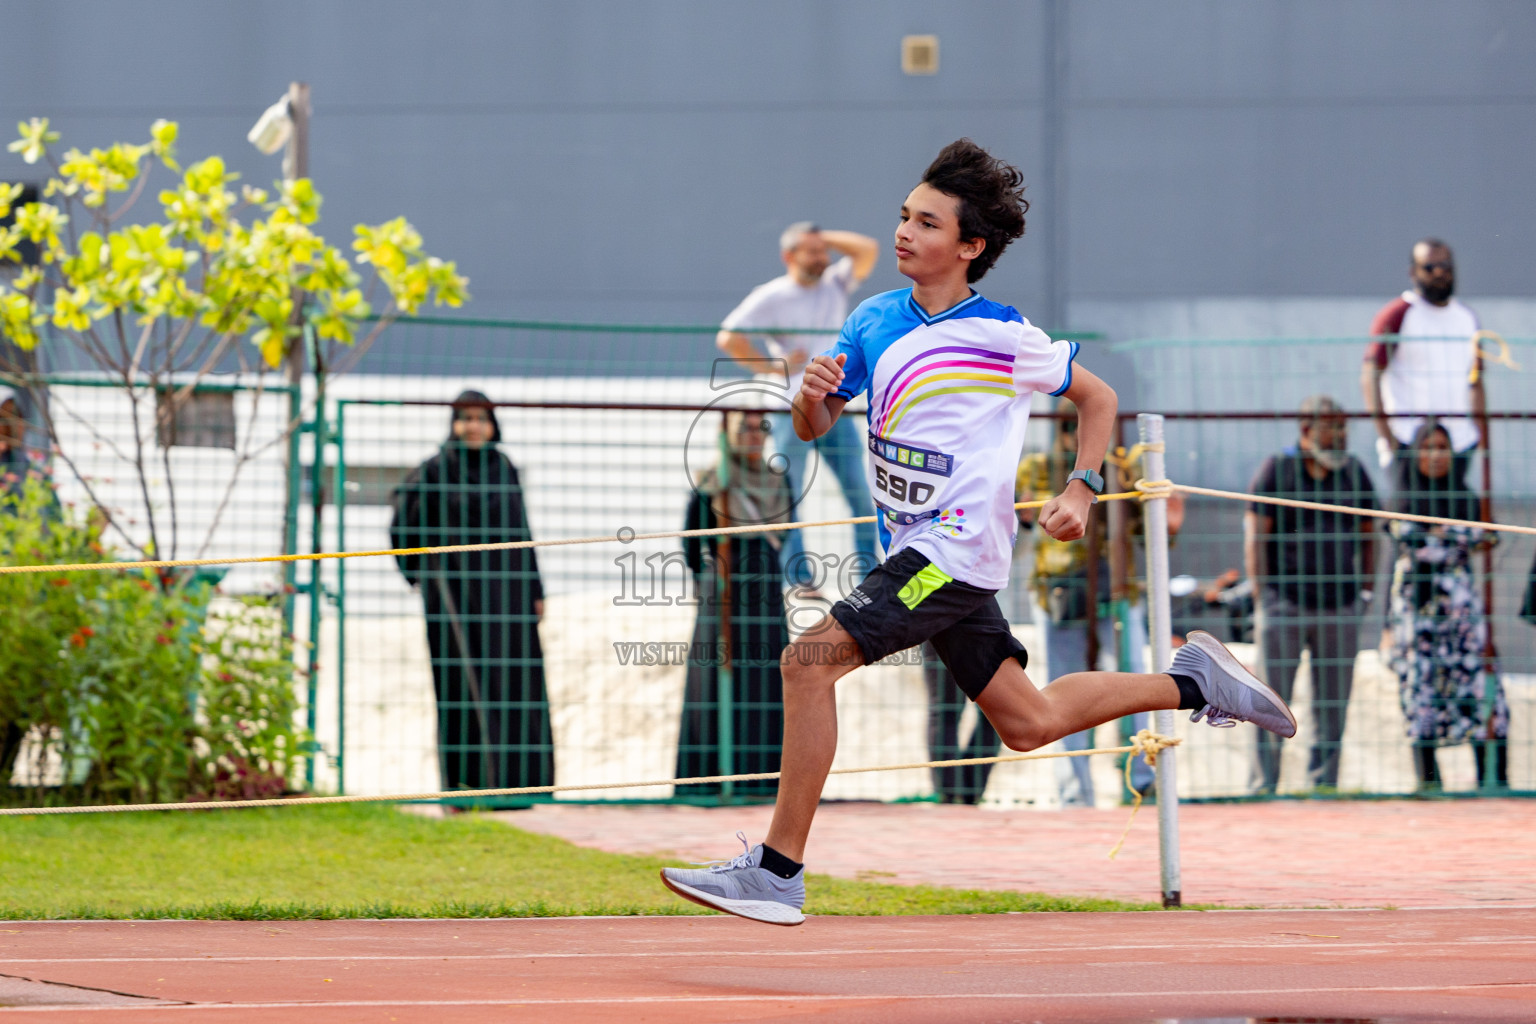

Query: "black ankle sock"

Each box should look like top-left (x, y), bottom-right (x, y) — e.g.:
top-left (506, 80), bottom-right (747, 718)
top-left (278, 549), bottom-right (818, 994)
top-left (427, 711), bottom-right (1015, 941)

top-left (1169, 673), bottom-right (1204, 711)
top-left (759, 843), bottom-right (803, 879)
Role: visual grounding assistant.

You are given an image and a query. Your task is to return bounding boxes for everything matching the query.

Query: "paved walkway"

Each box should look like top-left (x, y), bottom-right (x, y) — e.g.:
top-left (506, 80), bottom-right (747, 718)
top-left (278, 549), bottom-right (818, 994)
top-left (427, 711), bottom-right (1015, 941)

top-left (497, 797), bottom-right (1536, 909)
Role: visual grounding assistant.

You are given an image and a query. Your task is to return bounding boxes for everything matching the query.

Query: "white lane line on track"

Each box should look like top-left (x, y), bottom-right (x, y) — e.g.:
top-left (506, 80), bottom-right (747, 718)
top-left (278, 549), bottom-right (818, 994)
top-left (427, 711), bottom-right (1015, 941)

top-left (5, 936), bottom-right (1536, 964)
top-left (1, 982), bottom-right (1533, 1012)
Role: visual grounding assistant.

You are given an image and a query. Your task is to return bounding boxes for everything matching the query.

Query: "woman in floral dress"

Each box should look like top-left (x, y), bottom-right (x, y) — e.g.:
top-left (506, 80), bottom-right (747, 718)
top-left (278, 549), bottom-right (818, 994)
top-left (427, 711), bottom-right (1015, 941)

top-left (1387, 419), bottom-right (1508, 789)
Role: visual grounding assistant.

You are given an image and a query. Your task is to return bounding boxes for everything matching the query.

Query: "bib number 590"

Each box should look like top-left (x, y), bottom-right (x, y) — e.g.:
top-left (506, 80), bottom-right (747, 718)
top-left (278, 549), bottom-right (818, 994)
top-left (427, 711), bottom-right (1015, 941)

top-left (874, 465), bottom-right (934, 506)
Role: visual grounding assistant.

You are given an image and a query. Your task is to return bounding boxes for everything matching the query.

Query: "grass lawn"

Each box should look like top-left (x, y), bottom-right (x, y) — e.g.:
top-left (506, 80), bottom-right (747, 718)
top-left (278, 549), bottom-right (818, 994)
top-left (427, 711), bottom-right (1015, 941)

top-left (0, 804), bottom-right (1159, 919)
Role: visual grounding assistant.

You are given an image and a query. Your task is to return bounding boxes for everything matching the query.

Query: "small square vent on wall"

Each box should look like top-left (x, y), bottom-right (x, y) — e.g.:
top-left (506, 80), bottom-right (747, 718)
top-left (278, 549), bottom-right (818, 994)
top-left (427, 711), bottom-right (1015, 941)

top-left (902, 35), bottom-right (939, 75)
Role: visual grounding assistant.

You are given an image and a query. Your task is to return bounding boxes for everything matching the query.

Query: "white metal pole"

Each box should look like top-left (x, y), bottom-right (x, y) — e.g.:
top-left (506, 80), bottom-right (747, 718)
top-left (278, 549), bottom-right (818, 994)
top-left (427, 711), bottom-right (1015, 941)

top-left (1137, 412), bottom-right (1182, 907)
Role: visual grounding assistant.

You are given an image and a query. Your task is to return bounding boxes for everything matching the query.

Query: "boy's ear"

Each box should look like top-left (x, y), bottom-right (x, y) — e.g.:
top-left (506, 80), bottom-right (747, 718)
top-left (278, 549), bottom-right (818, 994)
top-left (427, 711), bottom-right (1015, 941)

top-left (961, 237), bottom-right (986, 261)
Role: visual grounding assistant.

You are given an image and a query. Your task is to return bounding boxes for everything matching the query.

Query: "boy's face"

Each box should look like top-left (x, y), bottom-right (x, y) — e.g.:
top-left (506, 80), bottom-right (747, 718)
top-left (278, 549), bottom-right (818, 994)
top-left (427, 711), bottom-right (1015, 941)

top-left (895, 183), bottom-right (983, 285)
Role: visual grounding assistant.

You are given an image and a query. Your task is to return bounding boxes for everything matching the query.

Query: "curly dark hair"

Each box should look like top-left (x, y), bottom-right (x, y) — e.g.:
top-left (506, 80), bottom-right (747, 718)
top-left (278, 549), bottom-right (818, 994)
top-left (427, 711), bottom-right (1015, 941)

top-left (920, 139), bottom-right (1028, 283)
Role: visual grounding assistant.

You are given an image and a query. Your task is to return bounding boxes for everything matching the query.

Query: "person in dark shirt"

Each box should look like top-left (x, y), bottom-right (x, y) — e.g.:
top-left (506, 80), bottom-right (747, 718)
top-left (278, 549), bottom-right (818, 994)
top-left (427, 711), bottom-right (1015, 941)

top-left (1245, 395), bottom-right (1377, 792)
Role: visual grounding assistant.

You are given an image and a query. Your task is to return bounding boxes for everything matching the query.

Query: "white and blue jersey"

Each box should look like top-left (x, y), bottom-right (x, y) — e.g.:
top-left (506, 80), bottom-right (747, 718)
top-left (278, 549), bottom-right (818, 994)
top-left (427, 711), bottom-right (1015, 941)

top-left (828, 288), bottom-right (1078, 590)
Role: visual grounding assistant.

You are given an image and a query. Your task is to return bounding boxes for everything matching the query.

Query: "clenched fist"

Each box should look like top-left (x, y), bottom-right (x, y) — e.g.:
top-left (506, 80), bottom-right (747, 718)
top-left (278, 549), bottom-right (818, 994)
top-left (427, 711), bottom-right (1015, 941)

top-left (1037, 484), bottom-right (1095, 542)
top-left (799, 353), bottom-right (847, 403)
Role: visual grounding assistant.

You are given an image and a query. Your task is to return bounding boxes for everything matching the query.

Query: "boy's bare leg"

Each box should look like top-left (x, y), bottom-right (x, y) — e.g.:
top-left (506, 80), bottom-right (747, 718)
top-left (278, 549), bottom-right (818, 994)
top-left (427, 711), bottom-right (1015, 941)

top-left (763, 615), bottom-right (865, 862)
top-left (975, 657), bottom-right (1180, 753)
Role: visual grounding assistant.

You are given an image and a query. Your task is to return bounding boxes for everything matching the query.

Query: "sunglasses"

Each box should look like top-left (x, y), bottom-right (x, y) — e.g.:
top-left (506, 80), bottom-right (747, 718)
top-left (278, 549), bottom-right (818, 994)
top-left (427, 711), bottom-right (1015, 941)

top-left (1415, 261), bottom-right (1454, 273)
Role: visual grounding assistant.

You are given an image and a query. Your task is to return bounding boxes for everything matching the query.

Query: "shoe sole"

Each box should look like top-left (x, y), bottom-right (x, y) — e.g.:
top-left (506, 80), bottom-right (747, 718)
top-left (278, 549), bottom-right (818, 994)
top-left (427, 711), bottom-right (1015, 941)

top-left (659, 871), bottom-right (805, 926)
top-left (1184, 630), bottom-right (1298, 738)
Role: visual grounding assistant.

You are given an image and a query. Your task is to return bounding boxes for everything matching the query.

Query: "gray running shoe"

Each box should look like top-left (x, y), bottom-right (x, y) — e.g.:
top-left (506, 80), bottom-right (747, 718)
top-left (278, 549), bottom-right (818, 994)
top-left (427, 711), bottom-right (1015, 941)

top-left (659, 832), bottom-right (805, 926)
top-left (1173, 630), bottom-right (1297, 738)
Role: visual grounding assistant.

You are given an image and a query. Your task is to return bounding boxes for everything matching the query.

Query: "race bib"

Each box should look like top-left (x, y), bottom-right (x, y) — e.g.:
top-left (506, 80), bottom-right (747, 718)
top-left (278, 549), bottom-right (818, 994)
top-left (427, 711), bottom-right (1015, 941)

top-left (867, 433), bottom-right (954, 525)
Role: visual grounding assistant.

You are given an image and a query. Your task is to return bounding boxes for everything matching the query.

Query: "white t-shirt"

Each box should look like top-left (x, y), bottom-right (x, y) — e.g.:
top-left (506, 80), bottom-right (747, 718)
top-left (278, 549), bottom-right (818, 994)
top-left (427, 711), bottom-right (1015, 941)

top-left (721, 257), bottom-right (859, 395)
top-left (1370, 290), bottom-right (1481, 450)
top-left (830, 288), bottom-right (1078, 590)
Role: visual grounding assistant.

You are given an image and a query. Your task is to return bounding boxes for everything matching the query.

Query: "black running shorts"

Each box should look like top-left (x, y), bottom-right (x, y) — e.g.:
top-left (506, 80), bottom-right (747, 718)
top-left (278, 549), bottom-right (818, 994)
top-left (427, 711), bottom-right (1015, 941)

top-left (829, 548), bottom-right (1027, 701)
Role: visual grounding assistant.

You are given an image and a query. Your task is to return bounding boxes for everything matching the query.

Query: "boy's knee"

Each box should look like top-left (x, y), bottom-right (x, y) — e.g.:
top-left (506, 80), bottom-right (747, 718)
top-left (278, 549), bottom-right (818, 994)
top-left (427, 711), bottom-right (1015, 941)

top-left (996, 717), bottom-right (1051, 753)
top-left (780, 640), bottom-right (848, 691)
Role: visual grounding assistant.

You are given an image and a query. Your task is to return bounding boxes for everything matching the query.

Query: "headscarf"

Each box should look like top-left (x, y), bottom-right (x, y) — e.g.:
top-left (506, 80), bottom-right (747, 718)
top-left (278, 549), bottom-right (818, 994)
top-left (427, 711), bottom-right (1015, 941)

top-left (693, 411), bottom-right (791, 549)
top-left (448, 390), bottom-right (502, 444)
top-left (1393, 418), bottom-right (1479, 524)
top-left (442, 390), bottom-right (504, 485)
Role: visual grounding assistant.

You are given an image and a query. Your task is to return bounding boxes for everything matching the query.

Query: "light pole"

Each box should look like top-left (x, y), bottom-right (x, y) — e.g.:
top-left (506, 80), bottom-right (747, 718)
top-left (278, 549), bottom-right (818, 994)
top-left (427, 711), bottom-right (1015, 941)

top-left (249, 82), bottom-right (321, 788)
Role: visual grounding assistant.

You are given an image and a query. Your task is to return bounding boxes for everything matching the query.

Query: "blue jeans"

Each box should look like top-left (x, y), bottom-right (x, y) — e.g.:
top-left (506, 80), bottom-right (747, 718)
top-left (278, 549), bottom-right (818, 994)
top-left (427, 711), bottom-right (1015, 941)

top-left (767, 412), bottom-right (878, 588)
top-left (1032, 597), bottom-right (1156, 805)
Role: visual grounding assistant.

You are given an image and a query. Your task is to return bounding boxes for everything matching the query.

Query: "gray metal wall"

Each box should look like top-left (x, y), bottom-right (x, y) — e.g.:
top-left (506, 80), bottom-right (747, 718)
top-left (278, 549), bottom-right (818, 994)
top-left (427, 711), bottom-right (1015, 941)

top-left (3, 0), bottom-right (1533, 340)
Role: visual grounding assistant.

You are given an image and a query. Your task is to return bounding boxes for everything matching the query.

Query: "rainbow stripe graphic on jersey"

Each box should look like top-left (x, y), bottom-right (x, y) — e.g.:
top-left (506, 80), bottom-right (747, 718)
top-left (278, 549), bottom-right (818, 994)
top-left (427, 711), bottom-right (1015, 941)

top-left (871, 345), bottom-right (1016, 439)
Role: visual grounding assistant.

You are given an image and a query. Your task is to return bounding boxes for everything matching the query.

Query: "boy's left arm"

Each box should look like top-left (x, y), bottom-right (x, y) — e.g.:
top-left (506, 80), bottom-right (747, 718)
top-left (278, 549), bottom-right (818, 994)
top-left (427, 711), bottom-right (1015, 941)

top-left (1037, 366), bottom-right (1118, 542)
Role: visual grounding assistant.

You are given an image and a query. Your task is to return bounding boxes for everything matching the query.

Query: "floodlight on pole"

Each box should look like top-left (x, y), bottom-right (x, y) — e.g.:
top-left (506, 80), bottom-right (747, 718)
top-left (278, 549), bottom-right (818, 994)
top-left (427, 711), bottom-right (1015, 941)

top-left (247, 97), bottom-right (293, 156)
top-left (251, 83), bottom-right (315, 764)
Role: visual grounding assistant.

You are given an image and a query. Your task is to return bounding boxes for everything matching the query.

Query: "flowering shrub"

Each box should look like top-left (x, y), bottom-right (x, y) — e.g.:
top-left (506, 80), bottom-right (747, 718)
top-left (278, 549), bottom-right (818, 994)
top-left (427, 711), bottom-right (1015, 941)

top-left (0, 478), bottom-right (306, 805)
top-left (0, 117), bottom-right (467, 564)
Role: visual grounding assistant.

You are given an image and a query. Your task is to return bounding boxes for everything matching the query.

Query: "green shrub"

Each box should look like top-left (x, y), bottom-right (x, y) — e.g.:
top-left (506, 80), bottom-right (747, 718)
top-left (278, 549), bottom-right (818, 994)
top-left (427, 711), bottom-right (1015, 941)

top-left (0, 476), bottom-right (307, 805)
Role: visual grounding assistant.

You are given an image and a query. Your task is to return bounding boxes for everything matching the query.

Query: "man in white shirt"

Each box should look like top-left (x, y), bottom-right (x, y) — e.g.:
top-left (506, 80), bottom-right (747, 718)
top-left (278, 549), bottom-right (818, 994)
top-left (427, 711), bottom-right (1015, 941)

top-left (717, 224), bottom-right (881, 589)
top-left (1361, 238), bottom-right (1485, 487)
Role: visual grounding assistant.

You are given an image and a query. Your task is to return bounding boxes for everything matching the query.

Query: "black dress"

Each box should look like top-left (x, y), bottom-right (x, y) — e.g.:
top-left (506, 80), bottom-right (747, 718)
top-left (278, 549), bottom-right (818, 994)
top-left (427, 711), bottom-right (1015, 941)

top-left (390, 442), bottom-right (553, 795)
top-left (673, 493), bottom-right (787, 798)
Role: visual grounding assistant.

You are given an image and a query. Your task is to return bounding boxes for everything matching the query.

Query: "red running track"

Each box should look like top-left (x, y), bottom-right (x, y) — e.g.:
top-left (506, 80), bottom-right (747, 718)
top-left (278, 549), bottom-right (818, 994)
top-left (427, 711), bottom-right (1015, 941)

top-left (1, 909), bottom-right (1533, 1022)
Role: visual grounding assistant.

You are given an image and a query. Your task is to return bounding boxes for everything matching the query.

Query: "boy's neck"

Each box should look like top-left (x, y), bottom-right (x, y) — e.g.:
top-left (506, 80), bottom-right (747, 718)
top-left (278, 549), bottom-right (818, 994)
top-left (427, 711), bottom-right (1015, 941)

top-left (909, 275), bottom-right (975, 318)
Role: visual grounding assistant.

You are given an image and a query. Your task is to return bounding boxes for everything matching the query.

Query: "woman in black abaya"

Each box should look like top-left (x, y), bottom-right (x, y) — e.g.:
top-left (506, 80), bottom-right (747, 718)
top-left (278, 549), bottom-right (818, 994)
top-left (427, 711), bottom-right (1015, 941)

top-left (390, 391), bottom-right (553, 802)
top-left (674, 411), bottom-right (791, 798)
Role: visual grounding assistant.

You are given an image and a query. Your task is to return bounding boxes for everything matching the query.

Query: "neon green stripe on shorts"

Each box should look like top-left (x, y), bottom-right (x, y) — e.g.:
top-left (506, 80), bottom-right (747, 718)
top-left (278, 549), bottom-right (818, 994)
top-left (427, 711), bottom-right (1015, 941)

top-left (897, 562), bottom-right (954, 610)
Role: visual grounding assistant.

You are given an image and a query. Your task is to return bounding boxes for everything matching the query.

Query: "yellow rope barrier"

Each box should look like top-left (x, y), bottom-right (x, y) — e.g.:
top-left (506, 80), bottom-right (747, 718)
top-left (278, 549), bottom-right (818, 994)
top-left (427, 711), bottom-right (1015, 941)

top-left (5, 458), bottom-right (1526, 851)
top-left (1171, 482), bottom-right (1536, 536)
top-left (0, 492), bottom-right (1148, 576)
top-left (0, 733), bottom-right (1181, 818)
top-left (1469, 329), bottom-right (1520, 384)
top-left (1104, 440), bottom-right (1165, 471)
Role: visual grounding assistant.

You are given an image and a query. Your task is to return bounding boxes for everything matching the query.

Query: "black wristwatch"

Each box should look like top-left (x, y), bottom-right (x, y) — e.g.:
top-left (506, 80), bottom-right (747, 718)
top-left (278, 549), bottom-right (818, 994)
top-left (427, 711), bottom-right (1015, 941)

top-left (1066, 468), bottom-right (1105, 499)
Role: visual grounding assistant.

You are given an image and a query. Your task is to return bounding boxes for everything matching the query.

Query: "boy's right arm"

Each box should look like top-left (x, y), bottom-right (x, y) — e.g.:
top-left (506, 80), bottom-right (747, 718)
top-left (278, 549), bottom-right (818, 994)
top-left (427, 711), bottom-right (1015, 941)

top-left (792, 353), bottom-right (848, 440)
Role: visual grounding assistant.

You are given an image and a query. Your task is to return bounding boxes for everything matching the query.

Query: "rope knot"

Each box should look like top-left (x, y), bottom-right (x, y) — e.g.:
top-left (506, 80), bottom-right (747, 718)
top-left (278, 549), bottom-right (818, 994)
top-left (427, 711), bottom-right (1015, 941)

top-left (1108, 730), bottom-right (1181, 860)
top-left (1134, 478), bottom-right (1174, 502)
top-left (1127, 729), bottom-right (1180, 767)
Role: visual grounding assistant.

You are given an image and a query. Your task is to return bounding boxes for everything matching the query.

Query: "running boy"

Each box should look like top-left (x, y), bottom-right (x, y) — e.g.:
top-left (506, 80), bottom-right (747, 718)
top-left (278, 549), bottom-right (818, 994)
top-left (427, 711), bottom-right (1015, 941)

top-left (660, 139), bottom-right (1297, 926)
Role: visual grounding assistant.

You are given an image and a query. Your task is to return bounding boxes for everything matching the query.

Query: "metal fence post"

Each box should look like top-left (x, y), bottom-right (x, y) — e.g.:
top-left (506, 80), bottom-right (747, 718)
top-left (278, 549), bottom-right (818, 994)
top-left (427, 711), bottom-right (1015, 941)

top-left (281, 384), bottom-right (302, 644)
top-left (1137, 412), bottom-right (1182, 908)
top-left (715, 411), bottom-right (735, 802)
top-left (334, 400), bottom-right (348, 795)
top-left (303, 335), bottom-right (325, 791)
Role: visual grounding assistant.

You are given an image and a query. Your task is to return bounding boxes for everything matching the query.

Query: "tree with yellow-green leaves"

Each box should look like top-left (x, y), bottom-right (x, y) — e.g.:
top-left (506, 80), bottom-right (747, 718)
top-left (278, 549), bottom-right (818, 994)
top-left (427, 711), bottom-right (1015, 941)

top-left (0, 117), bottom-right (468, 562)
